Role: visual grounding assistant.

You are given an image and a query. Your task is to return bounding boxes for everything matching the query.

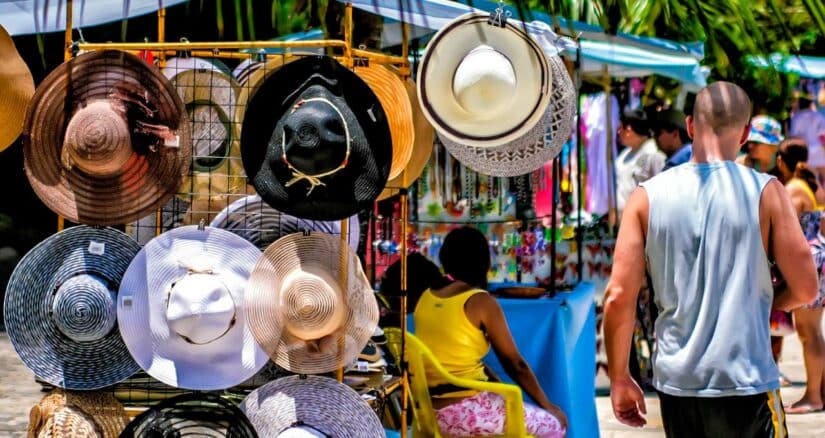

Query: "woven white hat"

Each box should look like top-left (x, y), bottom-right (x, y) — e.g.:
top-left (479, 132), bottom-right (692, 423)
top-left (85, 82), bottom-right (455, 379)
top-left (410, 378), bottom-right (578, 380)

top-left (441, 54), bottom-right (576, 176)
top-left (417, 12), bottom-right (551, 148)
top-left (245, 232), bottom-right (379, 374)
top-left (117, 225), bottom-right (269, 390)
top-left (240, 375), bottom-right (384, 437)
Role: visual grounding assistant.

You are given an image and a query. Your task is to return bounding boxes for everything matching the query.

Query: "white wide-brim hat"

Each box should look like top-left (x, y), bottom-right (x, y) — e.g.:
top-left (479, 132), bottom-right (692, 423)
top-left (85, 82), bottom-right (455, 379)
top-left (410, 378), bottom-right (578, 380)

top-left (117, 225), bottom-right (269, 390)
top-left (240, 375), bottom-right (384, 437)
top-left (441, 54), bottom-right (576, 176)
top-left (245, 232), bottom-right (379, 374)
top-left (417, 12), bottom-right (551, 148)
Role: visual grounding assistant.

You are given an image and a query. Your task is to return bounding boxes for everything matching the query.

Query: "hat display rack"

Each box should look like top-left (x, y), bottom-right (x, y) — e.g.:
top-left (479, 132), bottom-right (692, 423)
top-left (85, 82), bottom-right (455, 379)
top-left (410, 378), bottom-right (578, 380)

top-left (10, 1), bottom-right (416, 436)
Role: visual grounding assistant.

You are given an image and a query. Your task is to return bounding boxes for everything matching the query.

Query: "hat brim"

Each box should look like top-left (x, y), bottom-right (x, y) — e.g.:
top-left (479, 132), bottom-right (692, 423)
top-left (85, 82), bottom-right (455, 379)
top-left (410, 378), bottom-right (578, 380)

top-left (23, 50), bottom-right (192, 226)
top-left (0, 24), bottom-right (34, 152)
top-left (240, 55), bottom-right (392, 221)
top-left (441, 54), bottom-right (576, 177)
top-left (747, 132), bottom-right (783, 146)
top-left (4, 226), bottom-right (141, 390)
top-left (209, 194), bottom-right (360, 251)
top-left (31, 390), bottom-right (129, 438)
top-left (246, 232), bottom-right (379, 374)
top-left (240, 375), bottom-right (384, 437)
top-left (417, 12), bottom-right (551, 148)
top-left (121, 393), bottom-right (257, 437)
top-left (117, 225), bottom-right (269, 390)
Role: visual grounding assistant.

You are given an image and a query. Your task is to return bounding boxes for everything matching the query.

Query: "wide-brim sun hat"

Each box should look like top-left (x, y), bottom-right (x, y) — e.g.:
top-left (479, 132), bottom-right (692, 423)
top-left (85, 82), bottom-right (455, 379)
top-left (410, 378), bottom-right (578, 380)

top-left (209, 194), bottom-right (360, 251)
top-left (0, 24), bottom-right (35, 152)
top-left (240, 55), bottom-right (392, 221)
top-left (28, 389), bottom-right (129, 438)
top-left (121, 393), bottom-right (258, 437)
top-left (23, 49), bottom-right (192, 226)
top-left (441, 54), bottom-right (576, 177)
top-left (240, 375), bottom-right (384, 437)
top-left (162, 57), bottom-right (247, 202)
top-left (246, 232), bottom-right (379, 374)
top-left (353, 62), bottom-right (414, 180)
top-left (417, 12), bottom-right (552, 148)
top-left (748, 114), bottom-right (784, 146)
top-left (378, 77), bottom-right (436, 200)
top-left (4, 226), bottom-right (141, 390)
top-left (117, 225), bottom-right (269, 390)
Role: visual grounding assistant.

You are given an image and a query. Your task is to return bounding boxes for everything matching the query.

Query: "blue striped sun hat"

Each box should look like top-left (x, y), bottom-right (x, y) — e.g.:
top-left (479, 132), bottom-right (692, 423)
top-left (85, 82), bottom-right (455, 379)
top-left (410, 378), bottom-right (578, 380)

top-left (3, 226), bottom-right (141, 390)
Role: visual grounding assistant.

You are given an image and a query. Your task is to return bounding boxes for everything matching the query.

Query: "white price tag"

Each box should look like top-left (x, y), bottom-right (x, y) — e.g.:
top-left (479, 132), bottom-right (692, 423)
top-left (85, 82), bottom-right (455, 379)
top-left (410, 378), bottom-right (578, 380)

top-left (356, 361), bottom-right (370, 372)
top-left (165, 134), bottom-right (180, 148)
top-left (88, 241), bottom-right (105, 255)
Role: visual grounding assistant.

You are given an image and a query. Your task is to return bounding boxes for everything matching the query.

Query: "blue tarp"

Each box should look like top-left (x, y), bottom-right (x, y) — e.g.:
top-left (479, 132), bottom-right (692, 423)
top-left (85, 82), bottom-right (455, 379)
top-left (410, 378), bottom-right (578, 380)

top-left (0, 0), bottom-right (187, 35)
top-left (750, 53), bottom-right (825, 79)
top-left (344, 0), bottom-right (707, 90)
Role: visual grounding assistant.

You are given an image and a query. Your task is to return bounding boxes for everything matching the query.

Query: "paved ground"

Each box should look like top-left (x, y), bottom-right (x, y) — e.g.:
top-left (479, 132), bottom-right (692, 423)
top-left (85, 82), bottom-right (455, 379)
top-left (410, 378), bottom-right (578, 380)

top-left (1, 331), bottom-right (824, 436)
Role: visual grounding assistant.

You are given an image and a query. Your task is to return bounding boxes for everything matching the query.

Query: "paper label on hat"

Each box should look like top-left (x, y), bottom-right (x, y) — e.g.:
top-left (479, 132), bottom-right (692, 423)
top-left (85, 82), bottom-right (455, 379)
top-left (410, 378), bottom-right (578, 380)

top-left (121, 296), bottom-right (133, 310)
top-left (165, 135), bottom-right (180, 148)
top-left (88, 241), bottom-right (105, 255)
top-left (356, 361), bottom-right (370, 372)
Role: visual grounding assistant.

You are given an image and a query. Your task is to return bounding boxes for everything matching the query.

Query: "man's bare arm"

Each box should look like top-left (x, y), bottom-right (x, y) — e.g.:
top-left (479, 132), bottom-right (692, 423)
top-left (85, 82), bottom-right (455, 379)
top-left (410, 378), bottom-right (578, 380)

top-left (604, 187), bottom-right (649, 379)
top-left (763, 179), bottom-right (818, 310)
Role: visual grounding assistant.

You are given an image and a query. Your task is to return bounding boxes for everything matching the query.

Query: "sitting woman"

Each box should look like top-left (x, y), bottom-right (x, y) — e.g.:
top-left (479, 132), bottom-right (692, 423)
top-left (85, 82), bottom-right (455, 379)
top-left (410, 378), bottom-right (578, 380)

top-left (413, 226), bottom-right (567, 437)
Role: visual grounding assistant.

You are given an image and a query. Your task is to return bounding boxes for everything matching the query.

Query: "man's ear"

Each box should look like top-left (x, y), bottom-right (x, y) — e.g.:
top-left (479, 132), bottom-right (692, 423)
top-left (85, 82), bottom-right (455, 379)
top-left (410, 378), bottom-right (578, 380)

top-left (686, 116), bottom-right (695, 140)
top-left (739, 123), bottom-right (752, 146)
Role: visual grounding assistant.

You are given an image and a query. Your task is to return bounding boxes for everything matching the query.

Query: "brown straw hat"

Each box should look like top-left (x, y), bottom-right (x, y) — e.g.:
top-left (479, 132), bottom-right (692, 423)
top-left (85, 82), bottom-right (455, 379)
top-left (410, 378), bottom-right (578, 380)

top-left (0, 24), bottom-right (34, 152)
top-left (28, 389), bottom-right (129, 438)
top-left (23, 50), bottom-right (192, 226)
top-left (379, 77), bottom-right (435, 200)
top-left (245, 232), bottom-right (379, 374)
top-left (353, 63), bottom-right (415, 180)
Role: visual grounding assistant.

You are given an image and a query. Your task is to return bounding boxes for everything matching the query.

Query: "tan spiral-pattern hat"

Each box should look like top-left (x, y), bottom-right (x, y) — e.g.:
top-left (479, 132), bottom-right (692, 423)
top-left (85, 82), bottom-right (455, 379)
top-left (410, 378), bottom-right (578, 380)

top-left (245, 232), bottom-right (379, 374)
top-left (0, 24), bottom-right (35, 152)
top-left (23, 50), bottom-right (192, 226)
top-left (353, 63), bottom-right (414, 180)
top-left (28, 389), bottom-right (129, 438)
top-left (379, 77), bottom-right (435, 200)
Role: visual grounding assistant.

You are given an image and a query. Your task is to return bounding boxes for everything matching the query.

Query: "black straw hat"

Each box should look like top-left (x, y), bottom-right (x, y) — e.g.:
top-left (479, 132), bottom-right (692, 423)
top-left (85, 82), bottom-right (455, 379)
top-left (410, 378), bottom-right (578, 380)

top-left (240, 55), bottom-right (392, 221)
top-left (120, 393), bottom-right (258, 437)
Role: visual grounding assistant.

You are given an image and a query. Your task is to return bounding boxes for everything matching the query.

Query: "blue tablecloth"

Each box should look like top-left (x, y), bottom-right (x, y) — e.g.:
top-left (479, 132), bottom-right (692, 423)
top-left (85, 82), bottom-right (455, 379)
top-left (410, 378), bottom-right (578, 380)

top-left (407, 282), bottom-right (599, 438)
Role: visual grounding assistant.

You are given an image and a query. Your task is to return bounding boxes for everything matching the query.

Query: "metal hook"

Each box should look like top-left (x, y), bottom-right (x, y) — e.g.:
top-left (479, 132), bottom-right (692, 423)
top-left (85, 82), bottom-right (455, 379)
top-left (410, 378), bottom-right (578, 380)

top-left (177, 37), bottom-right (192, 58)
top-left (302, 228), bottom-right (311, 237)
top-left (255, 48), bottom-right (267, 63)
top-left (487, 1), bottom-right (511, 27)
top-left (198, 219), bottom-right (206, 231)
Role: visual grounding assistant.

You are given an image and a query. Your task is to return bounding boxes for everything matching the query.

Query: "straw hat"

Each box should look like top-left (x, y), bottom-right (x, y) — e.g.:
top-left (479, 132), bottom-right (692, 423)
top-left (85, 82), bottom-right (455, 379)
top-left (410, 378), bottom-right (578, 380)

top-left (353, 63), bottom-right (414, 180)
top-left (441, 54), bottom-right (576, 177)
top-left (0, 24), bottom-right (34, 152)
top-left (121, 393), bottom-right (257, 437)
top-left (240, 375), bottom-right (384, 437)
top-left (417, 12), bottom-right (551, 148)
top-left (28, 390), bottom-right (129, 438)
top-left (23, 50), bottom-right (192, 226)
top-left (4, 226), bottom-right (141, 390)
top-left (117, 225), bottom-right (269, 390)
top-left (246, 232), bottom-right (379, 374)
top-left (240, 55), bottom-right (392, 221)
top-left (209, 194), bottom-right (360, 250)
top-left (162, 57), bottom-right (246, 203)
top-left (378, 77), bottom-right (435, 200)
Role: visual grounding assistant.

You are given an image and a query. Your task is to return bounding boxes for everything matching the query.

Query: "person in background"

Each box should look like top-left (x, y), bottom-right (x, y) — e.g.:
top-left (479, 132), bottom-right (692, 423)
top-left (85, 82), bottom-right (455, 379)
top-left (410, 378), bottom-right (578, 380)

top-left (377, 253), bottom-right (444, 327)
top-left (738, 115), bottom-right (783, 172)
top-left (605, 82), bottom-right (817, 437)
top-left (615, 109), bottom-right (666, 218)
top-left (774, 139), bottom-right (825, 414)
top-left (655, 109), bottom-right (693, 171)
top-left (790, 92), bottom-right (825, 186)
top-left (414, 226), bottom-right (567, 437)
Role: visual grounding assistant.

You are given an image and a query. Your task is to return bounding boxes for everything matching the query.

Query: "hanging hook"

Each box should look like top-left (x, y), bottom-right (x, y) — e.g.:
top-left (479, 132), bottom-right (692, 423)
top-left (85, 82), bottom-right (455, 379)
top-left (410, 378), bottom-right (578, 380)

top-left (488, 1), bottom-right (511, 27)
top-left (198, 219), bottom-right (206, 231)
top-left (177, 37), bottom-right (192, 58)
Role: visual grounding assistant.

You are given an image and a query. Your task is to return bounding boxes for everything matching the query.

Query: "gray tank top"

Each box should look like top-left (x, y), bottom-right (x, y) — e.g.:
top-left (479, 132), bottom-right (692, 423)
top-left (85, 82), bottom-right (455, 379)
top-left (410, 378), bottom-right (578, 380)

top-left (640, 161), bottom-right (779, 397)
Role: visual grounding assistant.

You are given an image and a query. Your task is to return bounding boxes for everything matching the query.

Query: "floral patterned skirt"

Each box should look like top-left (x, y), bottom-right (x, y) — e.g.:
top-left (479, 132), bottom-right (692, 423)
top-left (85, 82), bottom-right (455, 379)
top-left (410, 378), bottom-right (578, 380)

top-left (435, 391), bottom-right (565, 438)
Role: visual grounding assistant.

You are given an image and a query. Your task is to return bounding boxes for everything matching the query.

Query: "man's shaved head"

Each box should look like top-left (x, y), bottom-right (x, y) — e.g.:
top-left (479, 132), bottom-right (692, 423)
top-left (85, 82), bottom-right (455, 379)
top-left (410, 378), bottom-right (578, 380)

top-left (693, 82), bottom-right (751, 134)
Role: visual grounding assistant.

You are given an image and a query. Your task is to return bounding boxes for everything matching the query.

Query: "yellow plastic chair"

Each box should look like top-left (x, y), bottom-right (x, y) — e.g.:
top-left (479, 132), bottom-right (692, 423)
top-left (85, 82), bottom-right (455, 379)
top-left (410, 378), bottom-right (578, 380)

top-left (404, 332), bottom-right (532, 437)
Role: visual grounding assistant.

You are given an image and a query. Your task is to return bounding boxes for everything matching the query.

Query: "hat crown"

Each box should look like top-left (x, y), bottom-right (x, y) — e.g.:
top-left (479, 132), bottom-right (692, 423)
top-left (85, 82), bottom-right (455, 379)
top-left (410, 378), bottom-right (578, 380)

top-left (52, 274), bottom-right (117, 342)
top-left (166, 272), bottom-right (236, 345)
top-left (281, 267), bottom-right (346, 341)
top-left (62, 100), bottom-right (134, 176)
top-left (452, 45), bottom-right (517, 118)
top-left (282, 97), bottom-right (348, 175)
top-left (190, 104), bottom-right (230, 169)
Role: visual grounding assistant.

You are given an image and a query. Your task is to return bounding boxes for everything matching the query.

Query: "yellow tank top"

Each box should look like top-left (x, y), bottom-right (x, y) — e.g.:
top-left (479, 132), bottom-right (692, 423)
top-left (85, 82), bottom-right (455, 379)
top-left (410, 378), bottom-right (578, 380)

top-left (413, 288), bottom-right (490, 393)
top-left (787, 178), bottom-right (823, 210)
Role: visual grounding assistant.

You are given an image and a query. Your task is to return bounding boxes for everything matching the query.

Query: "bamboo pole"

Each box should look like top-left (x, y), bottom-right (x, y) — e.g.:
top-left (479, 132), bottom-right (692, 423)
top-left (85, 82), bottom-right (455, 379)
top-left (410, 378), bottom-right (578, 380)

top-left (337, 218), bottom-right (350, 383)
top-left (158, 8), bottom-right (166, 68)
top-left (604, 66), bottom-right (617, 230)
top-left (399, 185), bottom-right (409, 438)
top-left (77, 40), bottom-right (348, 51)
top-left (59, 0), bottom-right (73, 232)
top-left (342, 3), bottom-right (354, 68)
